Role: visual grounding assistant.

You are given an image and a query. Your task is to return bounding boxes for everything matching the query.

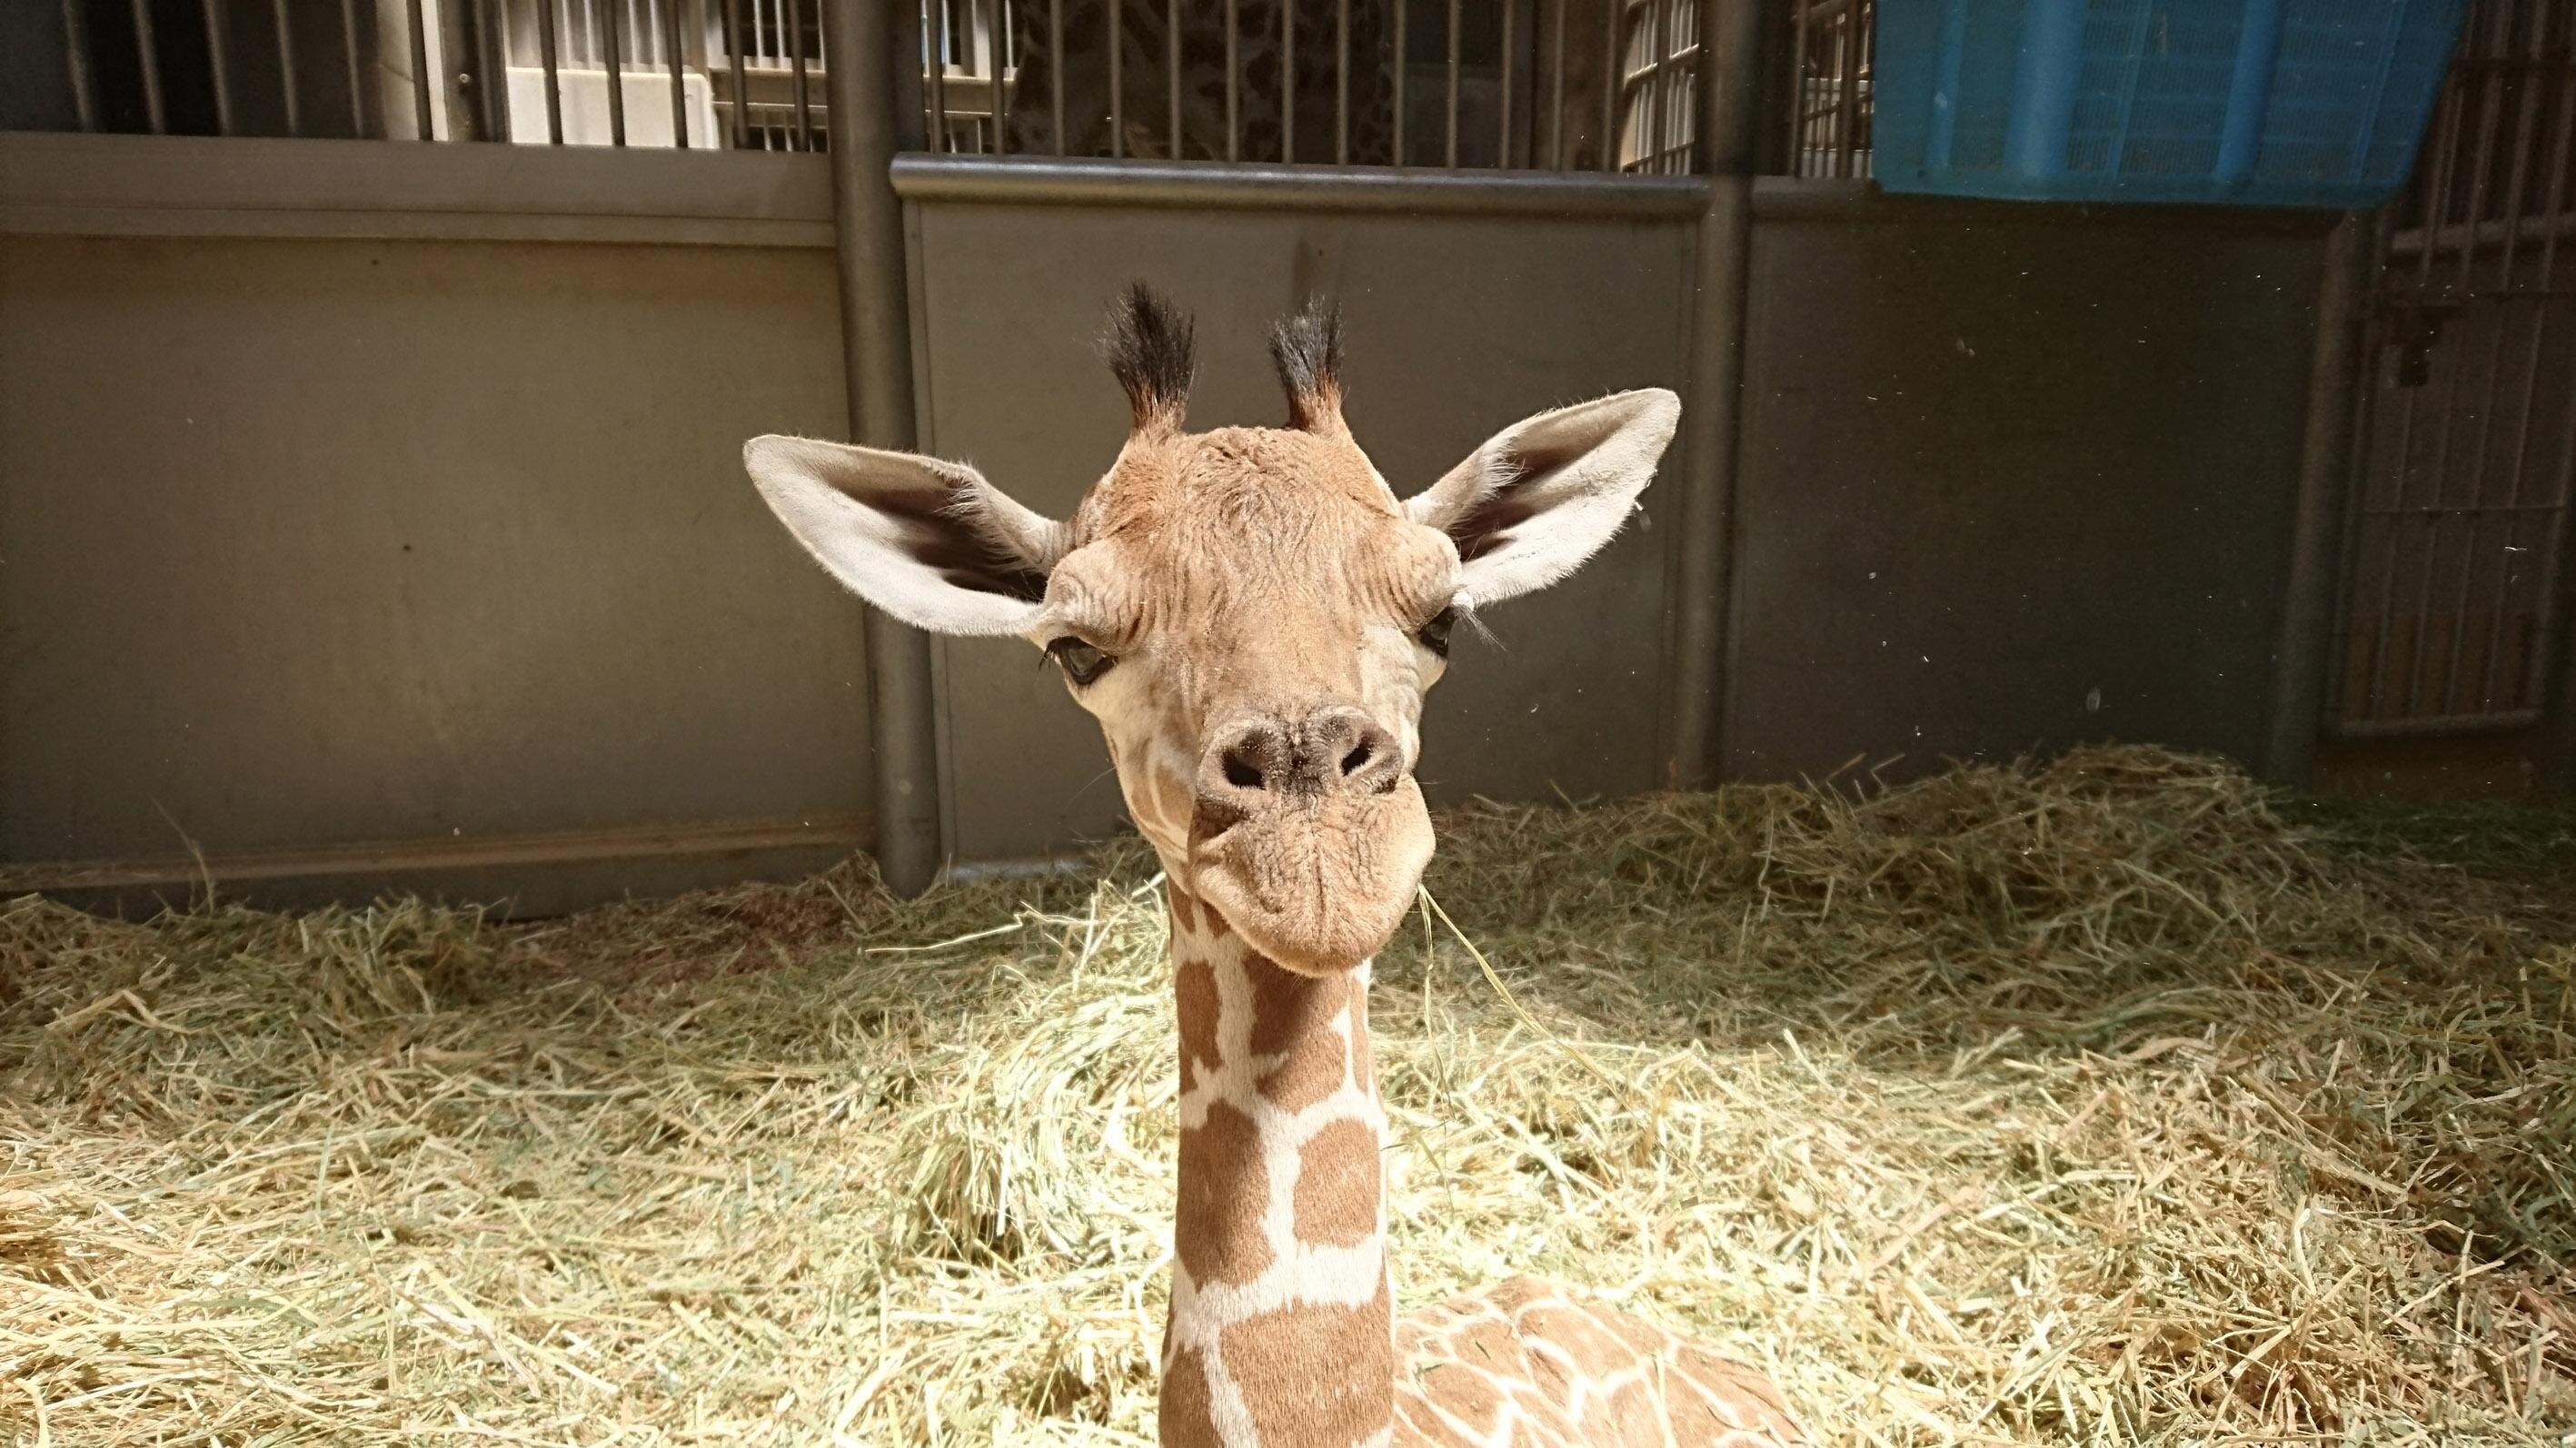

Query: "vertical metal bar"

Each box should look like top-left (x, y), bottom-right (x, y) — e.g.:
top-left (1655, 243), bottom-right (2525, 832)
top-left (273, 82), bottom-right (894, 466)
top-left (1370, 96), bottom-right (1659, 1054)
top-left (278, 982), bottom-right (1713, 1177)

top-left (1169, 0), bottom-right (1182, 157)
top-left (1497, 0), bottom-right (1514, 168)
top-left (1225, 0), bottom-right (1239, 160)
top-left (1050, 0), bottom-right (1064, 153)
top-left (667, 0), bottom-right (691, 144)
top-left (994, 0), bottom-right (1012, 154)
top-left (926, 0), bottom-right (950, 151)
top-left (1444, 0), bottom-right (1459, 167)
top-left (1790, 0), bottom-right (1810, 174)
top-left (822, 0), bottom-right (942, 897)
top-left (269, 0), bottom-right (301, 134)
top-left (1644, 0), bottom-right (1668, 172)
top-left (340, 0), bottom-right (364, 137)
top-left (1281, 0), bottom-right (1295, 163)
top-left (2266, 213), bottom-right (2375, 782)
top-left (1548, 0), bottom-right (1566, 167)
top-left (1391, 0), bottom-right (1406, 164)
top-left (1835, 2), bottom-right (1860, 176)
top-left (405, 0), bottom-right (435, 138)
top-left (2503, 0), bottom-right (2565, 710)
top-left (722, 0), bottom-right (743, 146)
top-left (785, 0), bottom-right (807, 148)
top-left (1338, 0), bottom-right (1352, 165)
top-left (1599, 0), bottom-right (1619, 170)
top-left (61, 0), bottom-right (98, 132)
top-left (1109, 0), bottom-right (1122, 157)
top-left (202, 0), bottom-right (236, 134)
top-left (131, 0), bottom-right (166, 134)
top-left (1855, 0), bottom-right (1874, 176)
top-left (1666, 0), bottom-right (1759, 784)
top-left (604, 0), bottom-right (629, 143)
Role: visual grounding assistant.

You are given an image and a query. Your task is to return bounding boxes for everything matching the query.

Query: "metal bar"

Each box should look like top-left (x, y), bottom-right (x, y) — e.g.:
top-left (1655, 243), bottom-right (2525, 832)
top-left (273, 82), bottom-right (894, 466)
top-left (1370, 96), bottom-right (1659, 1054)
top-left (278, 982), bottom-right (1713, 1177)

top-left (1226, 0), bottom-right (1239, 160)
top-left (131, 0), bottom-right (165, 134)
top-left (723, 0), bottom-right (744, 147)
top-left (1109, 0), bottom-right (1122, 157)
top-left (2497, 0), bottom-right (2576, 710)
top-left (1790, 0), bottom-right (1809, 173)
top-left (61, 0), bottom-right (98, 132)
top-left (1445, 0), bottom-right (1459, 167)
top-left (1835, 2), bottom-right (1859, 176)
top-left (202, 0), bottom-right (235, 135)
top-left (785, 0), bottom-right (808, 148)
top-left (1665, 0), bottom-right (1760, 784)
top-left (1598, 0), bottom-right (1617, 171)
top-left (994, 0), bottom-right (1012, 154)
top-left (2322, 209), bottom-right (2394, 733)
top-left (1549, 0), bottom-right (1566, 168)
top-left (1169, 0), bottom-right (1182, 158)
top-left (1498, 0), bottom-right (1514, 167)
top-left (406, 0), bottom-right (434, 138)
top-left (1338, 0), bottom-right (1351, 165)
top-left (1051, 0), bottom-right (1065, 153)
top-left (340, 0), bottom-right (363, 137)
top-left (2325, 707), bottom-right (2543, 740)
top-left (604, 0), bottom-right (628, 144)
top-left (668, 0), bottom-right (691, 146)
top-left (1391, 0), bottom-right (1406, 164)
top-left (927, 0), bottom-right (950, 152)
top-left (1281, 0), bottom-right (1296, 164)
top-left (269, 0), bottom-right (301, 135)
top-left (888, 151), bottom-right (1709, 213)
top-left (2265, 213), bottom-right (2373, 783)
top-left (823, 0), bottom-right (942, 897)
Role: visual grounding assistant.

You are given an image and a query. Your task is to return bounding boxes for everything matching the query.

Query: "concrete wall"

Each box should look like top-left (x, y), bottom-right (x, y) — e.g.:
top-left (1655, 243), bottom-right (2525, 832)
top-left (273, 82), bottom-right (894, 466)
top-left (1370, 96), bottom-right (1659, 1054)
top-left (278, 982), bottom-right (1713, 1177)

top-left (1726, 200), bottom-right (2328, 782)
top-left (0, 228), bottom-right (868, 910)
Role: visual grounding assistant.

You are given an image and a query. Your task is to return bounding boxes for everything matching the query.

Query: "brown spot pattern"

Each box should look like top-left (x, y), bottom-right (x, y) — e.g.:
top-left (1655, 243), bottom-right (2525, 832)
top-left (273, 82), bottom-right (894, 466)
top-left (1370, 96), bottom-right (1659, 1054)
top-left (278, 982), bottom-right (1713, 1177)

top-left (1221, 1276), bottom-right (1393, 1446)
top-left (1291, 1118), bottom-right (1379, 1247)
top-left (1166, 884), bottom-right (1198, 936)
top-left (1248, 952), bottom-right (1355, 1110)
top-left (1174, 1101), bottom-right (1269, 1286)
top-left (1174, 957), bottom-right (1221, 1095)
top-left (1157, 1345), bottom-right (1221, 1448)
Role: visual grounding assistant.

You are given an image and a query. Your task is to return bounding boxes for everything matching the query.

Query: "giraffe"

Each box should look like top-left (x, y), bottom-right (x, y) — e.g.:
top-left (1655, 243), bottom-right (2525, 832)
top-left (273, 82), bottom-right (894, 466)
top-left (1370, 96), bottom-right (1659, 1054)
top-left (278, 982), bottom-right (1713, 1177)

top-left (741, 288), bottom-right (1806, 1445)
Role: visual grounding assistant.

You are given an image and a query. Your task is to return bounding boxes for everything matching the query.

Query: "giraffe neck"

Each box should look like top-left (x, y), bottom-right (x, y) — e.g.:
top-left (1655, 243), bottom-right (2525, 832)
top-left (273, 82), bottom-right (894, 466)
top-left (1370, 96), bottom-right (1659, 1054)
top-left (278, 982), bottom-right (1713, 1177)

top-left (1159, 884), bottom-right (1394, 1448)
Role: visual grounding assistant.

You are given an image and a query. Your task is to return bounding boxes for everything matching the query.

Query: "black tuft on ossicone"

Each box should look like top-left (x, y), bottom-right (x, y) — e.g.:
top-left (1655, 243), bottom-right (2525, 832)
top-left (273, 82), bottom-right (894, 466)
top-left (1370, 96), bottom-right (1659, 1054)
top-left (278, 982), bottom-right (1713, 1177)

top-left (1103, 283), bottom-right (1198, 431)
top-left (1267, 296), bottom-right (1345, 432)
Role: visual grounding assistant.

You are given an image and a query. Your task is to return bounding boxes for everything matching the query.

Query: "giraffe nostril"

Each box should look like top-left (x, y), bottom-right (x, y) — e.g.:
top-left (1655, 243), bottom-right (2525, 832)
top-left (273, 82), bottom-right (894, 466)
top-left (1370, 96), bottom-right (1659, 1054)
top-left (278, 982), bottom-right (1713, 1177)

top-left (1223, 753), bottom-right (1265, 791)
top-left (1339, 739), bottom-right (1373, 777)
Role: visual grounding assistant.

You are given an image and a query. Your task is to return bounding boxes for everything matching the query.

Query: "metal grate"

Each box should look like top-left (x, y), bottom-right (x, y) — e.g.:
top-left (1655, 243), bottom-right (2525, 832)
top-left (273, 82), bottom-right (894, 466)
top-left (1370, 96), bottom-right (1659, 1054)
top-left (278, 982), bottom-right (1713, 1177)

top-left (2331, 0), bottom-right (2576, 739)
top-left (1778, 0), bottom-right (1873, 178)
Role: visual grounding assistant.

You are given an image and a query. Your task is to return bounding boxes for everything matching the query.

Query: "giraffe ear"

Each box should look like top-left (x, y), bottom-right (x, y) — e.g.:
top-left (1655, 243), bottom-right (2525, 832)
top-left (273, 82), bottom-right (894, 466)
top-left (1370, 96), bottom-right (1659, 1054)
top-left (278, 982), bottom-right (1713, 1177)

top-left (1406, 389), bottom-right (1681, 608)
top-left (743, 435), bottom-right (1068, 636)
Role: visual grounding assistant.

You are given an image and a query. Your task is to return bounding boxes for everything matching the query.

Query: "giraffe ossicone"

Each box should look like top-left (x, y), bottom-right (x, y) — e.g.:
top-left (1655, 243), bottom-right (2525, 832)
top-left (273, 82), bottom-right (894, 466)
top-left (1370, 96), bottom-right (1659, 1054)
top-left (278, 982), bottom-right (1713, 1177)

top-left (745, 286), bottom-right (1805, 1446)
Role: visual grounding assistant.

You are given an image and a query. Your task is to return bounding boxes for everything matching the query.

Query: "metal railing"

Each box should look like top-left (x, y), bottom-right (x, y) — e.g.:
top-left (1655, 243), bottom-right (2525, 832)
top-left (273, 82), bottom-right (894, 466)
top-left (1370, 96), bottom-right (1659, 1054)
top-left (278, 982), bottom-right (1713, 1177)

top-left (13, 0), bottom-right (1878, 177)
top-left (2331, 0), bottom-right (2576, 739)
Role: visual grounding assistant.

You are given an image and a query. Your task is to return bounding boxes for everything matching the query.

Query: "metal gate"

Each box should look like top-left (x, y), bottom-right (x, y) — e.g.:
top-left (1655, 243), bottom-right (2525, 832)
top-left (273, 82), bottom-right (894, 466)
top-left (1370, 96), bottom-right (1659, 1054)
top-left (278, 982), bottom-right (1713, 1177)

top-left (2331, 0), bottom-right (2576, 744)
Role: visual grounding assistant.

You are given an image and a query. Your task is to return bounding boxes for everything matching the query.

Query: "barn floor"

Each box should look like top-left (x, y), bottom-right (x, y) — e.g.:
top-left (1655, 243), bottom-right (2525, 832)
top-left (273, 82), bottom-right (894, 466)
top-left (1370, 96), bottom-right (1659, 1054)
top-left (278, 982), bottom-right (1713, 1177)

top-left (5, 747), bottom-right (2572, 1445)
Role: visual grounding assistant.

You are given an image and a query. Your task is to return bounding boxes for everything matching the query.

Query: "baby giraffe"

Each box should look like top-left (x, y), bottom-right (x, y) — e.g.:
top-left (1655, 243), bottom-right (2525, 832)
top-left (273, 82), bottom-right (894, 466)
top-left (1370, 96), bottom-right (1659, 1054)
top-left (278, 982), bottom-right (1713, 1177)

top-left (745, 289), bottom-right (1805, 1447)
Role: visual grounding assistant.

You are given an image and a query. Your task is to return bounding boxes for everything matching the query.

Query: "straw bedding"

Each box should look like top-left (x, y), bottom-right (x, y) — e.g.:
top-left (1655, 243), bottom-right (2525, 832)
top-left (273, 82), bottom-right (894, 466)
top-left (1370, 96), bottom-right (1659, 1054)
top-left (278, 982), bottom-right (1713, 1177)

top-left (3, 745), bottom-right (2571, 1444)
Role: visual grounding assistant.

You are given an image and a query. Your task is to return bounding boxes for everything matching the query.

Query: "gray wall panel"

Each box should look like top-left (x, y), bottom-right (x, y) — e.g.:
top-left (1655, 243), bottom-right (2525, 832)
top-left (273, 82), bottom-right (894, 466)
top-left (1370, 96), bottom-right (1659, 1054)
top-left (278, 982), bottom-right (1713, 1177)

top-left (905, 202), bottom-right (1695, 860)
top-left (1726, 215), bottom-right (2324, 781)
top-left (0, 235), bottom-right (867, 870)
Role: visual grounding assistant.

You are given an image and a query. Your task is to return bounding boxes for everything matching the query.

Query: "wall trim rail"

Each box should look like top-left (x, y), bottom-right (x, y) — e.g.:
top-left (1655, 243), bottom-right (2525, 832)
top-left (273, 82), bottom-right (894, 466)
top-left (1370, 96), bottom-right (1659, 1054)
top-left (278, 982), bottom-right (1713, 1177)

top-left (0, 133), bottom-right (835, 247)
top-left (890, 154), bottom-right (1713, 217)
top-left (0, 814), bottom-right (870, 917)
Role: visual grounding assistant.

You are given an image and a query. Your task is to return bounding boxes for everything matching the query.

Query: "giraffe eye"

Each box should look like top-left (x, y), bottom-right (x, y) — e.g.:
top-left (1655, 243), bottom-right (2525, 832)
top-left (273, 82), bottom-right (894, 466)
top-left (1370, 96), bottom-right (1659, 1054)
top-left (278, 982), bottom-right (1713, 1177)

top-left (1048, 636), bottom-right (1115, 686)
top-left (1417, 606), bottom-right (1458, 660)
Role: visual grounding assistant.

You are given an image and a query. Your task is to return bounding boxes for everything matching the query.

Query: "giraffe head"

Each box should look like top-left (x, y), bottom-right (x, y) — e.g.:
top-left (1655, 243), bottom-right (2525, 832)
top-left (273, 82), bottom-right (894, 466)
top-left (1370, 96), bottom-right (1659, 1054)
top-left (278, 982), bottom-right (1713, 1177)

top-left (746, 287), bottom-right (1678, 975)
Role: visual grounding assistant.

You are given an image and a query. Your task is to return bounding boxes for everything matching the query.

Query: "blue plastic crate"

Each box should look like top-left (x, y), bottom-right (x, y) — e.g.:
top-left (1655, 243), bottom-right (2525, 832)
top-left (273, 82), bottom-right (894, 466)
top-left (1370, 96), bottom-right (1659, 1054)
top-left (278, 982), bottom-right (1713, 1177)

top-left (1871, 0), bottom-right (2468, 207)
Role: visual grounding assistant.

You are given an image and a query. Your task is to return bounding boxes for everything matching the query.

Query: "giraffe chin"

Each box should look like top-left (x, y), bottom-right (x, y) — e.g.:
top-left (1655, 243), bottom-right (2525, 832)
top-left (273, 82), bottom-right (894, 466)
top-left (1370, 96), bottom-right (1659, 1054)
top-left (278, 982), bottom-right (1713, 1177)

top-left (1186, 783), bottom-right (1435, 977)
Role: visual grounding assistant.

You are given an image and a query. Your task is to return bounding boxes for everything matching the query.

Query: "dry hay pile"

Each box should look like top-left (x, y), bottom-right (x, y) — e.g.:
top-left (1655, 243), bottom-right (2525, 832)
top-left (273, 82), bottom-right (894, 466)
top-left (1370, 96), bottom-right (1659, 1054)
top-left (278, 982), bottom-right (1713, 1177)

top-left (3, 745), bottom-right (2571, 1445)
